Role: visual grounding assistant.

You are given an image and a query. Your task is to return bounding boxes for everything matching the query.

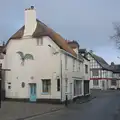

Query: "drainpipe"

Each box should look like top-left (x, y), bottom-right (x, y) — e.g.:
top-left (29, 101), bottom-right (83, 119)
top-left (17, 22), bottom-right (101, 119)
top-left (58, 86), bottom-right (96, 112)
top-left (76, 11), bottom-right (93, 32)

top-left (60, 52), bottom-right (63, 102)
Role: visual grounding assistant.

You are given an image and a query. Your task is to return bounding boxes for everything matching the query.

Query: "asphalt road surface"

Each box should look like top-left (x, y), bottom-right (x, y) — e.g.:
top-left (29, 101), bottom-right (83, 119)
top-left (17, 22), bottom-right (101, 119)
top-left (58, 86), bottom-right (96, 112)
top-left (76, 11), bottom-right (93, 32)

top-left (26, 90), bottom-right (120, 120)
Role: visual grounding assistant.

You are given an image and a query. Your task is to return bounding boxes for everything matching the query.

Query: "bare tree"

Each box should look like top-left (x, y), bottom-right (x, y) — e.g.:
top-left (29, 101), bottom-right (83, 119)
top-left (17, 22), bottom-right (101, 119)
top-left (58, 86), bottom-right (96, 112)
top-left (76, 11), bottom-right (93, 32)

top-left (111, 22), bottom-right (120, 49)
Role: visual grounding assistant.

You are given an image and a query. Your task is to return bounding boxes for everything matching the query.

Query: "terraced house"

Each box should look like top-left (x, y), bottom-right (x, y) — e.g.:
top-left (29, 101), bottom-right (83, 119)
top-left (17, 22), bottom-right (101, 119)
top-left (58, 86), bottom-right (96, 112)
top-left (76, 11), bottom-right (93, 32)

top-left (1, 6), bottom-right (90, 103)
top-left (79, 49), bottom-right (120, 90)
top-left (110, 63), bottom-right (120, 89)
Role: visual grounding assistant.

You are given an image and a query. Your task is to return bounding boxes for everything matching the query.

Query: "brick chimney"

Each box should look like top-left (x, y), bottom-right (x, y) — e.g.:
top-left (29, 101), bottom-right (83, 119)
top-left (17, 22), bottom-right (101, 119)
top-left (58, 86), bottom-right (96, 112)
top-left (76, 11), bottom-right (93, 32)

top-left (67, 40), bottom-right (79, 54)
top-left (24, 6), bottom-right (37, 36)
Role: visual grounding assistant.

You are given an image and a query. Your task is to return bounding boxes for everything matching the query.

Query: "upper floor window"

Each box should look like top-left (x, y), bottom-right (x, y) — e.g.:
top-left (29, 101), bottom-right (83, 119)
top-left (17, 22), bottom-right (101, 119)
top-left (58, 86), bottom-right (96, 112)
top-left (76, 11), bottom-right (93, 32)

top-left (92, 69), bottom-right (99, 76)
top-left (65, 55), bottom-right (67, 70)
top-left (36, 37), bottom-right (43, 46)
top-left (78, 62), bottom-right (80, 71)
top-left (73, 59), bottom-right (75, 71)
top-left (65, 78), bottom-right (68, 93)
top-left (85, 64), bottom-right (88, 74)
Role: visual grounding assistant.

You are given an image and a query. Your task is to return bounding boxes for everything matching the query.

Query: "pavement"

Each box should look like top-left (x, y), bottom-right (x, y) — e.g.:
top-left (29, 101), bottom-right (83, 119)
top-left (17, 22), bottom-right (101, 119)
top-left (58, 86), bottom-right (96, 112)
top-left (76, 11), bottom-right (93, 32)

top-left (23, 90), bottom-right (120, 120)
top-left (0, 89), bottom-right (118, 120)
top-left (0, 102), bottom-right (64, 120)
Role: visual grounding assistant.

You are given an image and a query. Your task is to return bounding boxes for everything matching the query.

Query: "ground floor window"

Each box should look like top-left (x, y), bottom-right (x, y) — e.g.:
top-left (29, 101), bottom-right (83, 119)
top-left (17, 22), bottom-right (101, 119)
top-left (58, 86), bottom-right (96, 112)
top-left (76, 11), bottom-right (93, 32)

top-left (111, 80), bottom-right (116, 86)
top-left (93, 80), bottom-right (99, 86)
top-left (84, 81), bottom-right (89, 95)
top-left (42, 79), bottom-right (51, 93)
top-left (74, 80), bottom-right (82, 96)
top-left (57, 79), bottom-right (60, 91)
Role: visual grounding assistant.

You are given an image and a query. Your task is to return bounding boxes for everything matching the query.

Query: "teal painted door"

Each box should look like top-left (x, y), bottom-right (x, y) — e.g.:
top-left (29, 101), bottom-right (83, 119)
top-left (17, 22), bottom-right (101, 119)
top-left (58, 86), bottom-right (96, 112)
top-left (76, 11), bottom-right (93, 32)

top-left (29, 83), bottom-right (36, 102)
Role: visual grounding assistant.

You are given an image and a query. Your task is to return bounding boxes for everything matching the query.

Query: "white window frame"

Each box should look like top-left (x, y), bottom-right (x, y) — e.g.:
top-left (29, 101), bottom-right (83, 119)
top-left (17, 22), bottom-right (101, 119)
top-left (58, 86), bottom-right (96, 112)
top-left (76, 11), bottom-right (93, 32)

top-left (65, 78), bottom-right (68, 93)
top-left (42, 79), bottom-right (51, 94)
top-left (65, 55), bottom-right (68, 70)
top-left (85, 64), bottom-right (88, 74)
top-left (78, 62), bottom-right (80, 71)
top-left (36, 37), bottom-right (43, 46)
top-left (92, 70), bottom-right (99, 76)
top-left (73, 59), bottom-right (75, 71)
top-left (93, 80), bottom-right (99, 86)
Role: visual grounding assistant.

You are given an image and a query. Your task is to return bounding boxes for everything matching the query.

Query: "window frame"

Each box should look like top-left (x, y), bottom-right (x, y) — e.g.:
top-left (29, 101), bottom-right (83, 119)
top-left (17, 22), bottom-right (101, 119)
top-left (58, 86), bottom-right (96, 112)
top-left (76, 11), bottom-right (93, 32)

top-left (93, 80), bottom-right (99, 86)
top-left (57, 79), bottom-right (60, 91)
top-left (42, 79), bottom-right (51, 94)
top-left (92, 69), bottom-right (99, 76)
top-left (78, 62), bottom-right (80, 71)
top-left (85, 64), bottom-right (88, 74)
top-left (36, 37), bottom-right (43, 46)
top-left (65, 55), bottom-right (68, 70)
top-left (73, 59), bottom-right (75, 71)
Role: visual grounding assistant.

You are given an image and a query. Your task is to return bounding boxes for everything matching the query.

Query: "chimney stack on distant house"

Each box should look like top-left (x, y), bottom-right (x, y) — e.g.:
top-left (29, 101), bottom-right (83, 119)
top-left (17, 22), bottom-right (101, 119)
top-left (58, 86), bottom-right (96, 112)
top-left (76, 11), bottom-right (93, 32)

top-left (24, 6), bottom-right (37, 36)
top-left (111, 62), bottom-right (114, 66)
top-left (67, 40), bottom-right (79, 54)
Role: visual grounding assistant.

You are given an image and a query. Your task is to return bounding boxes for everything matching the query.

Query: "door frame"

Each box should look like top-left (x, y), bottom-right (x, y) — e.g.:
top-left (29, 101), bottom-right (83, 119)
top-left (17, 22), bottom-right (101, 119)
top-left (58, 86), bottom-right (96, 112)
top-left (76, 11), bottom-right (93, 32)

top-left (29, 83), bottom-right (37, 102)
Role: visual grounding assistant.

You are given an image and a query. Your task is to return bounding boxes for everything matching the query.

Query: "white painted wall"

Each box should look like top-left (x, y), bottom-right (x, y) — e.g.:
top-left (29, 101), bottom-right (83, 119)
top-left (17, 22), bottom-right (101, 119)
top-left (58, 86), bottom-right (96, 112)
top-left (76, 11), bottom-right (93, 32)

top-left (4, 36), bottom-right (61, 99)
top-left (3, 7), bottom-right (90, 102)
top-left (4, 35), bottom-right (87, 101)
top-left (60, 51), bottom-right (86, 101)
top-left (83, 58), bottom-right (90, 80)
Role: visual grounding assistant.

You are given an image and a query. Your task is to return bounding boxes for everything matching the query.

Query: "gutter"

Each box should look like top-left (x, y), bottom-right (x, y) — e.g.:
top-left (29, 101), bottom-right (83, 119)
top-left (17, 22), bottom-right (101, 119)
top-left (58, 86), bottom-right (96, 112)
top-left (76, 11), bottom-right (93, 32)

top-left (60, 49), bottom-right (84, 62)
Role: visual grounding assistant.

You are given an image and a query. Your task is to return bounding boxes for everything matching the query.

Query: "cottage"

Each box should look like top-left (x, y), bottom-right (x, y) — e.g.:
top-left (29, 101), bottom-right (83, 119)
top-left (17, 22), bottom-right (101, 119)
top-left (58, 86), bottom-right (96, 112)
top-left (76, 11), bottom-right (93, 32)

top-left (79, 49), bottom-right (118, 90)
top-left (87, 51), bottom-right (120, 90)
top-left (2, 6), bottom-right (90, 103)
top-left (110, 63), bottom-right (120, 89)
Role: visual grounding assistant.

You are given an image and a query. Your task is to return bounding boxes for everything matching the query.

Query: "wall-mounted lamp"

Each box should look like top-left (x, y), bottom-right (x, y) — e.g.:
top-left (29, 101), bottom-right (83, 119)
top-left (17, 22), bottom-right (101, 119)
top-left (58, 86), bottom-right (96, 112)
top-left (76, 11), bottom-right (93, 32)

top-left (48, 44), bottom-right (59, 55)
top-left (48, 45), bottom-right (51, 47)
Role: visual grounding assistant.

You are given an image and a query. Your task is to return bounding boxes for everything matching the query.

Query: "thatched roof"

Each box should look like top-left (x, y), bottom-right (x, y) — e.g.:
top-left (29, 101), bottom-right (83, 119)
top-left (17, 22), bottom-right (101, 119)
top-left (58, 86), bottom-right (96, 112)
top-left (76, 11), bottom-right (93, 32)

top-left (4, 19), bottom-right (77, 57)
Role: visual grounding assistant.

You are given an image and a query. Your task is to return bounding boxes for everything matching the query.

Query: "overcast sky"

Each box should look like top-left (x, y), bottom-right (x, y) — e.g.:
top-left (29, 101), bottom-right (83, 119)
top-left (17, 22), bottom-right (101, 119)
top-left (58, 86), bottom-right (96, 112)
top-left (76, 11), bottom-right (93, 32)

top-left (1, 0), bottom-right (120, 64)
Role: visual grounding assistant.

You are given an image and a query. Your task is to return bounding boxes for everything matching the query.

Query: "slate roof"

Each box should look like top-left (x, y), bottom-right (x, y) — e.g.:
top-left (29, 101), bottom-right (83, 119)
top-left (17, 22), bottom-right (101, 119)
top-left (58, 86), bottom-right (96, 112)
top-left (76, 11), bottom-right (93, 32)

top-left (88, 52), bottom-right (113, 71)
top-left (111, 64), bottom-right (120, 73)
top-left (4, 19), bottom-right (77, 57)
top-left (79, 49), bottom-right (87, 54)
top-left (79, 49), bottom-right (90, 61)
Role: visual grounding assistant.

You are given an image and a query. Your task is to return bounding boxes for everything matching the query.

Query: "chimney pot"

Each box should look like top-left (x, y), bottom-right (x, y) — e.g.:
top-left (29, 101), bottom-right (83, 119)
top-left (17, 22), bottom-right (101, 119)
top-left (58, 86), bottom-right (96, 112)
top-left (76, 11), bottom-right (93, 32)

top-left (31, 6), bottom-right (34, 9)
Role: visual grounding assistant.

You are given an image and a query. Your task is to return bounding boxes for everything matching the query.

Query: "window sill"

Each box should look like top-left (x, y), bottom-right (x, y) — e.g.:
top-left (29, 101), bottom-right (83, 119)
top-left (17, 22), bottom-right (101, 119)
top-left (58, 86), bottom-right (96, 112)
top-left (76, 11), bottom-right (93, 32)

top-left (41, 92), bottom-right (50, 95)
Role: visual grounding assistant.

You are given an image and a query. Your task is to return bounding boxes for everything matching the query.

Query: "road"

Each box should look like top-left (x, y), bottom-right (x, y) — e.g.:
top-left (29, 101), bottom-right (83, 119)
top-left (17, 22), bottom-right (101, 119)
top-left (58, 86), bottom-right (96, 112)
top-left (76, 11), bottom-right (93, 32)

top-left (26, 90), bottom-right (120, 120)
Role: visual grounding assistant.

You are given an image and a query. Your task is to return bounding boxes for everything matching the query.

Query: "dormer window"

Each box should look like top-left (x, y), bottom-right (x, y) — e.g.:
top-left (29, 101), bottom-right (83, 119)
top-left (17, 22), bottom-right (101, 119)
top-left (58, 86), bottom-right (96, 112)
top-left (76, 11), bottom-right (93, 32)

top-left (36, 37), bottom-right (43, 46)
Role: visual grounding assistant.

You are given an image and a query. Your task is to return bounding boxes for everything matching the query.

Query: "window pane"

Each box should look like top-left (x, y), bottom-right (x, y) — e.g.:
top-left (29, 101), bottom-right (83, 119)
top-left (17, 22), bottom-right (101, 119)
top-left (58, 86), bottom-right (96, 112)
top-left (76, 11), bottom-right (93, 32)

top-left (42, 79), bottom-right (51, 93)
top-left (65, 78), bottom-right (68, 92)
top-left (65, 55), bottom-right (67, 69)
top-left (74, 80), bottom-right (82, 96)
top-left (93, 80), bottom-right (99, 86)
top-left (85, 65), bottom-right (88, 73)
top-left (111, 80), bottom-right (116, 85)
top-left (92, 70), bottom-right (99, 76)
top-left (57, 79), bottom-right (60, 91)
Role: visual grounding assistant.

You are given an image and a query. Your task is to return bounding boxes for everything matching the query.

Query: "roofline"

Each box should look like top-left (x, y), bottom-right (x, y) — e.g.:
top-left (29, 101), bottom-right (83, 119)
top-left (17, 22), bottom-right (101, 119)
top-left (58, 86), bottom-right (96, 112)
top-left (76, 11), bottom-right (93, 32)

top-left (88, 52), bottom-right (103, 67)
top-left (60, 49), bottom-right (84, 62)
top-left (88, 52), bottom-right (113, 71)
top-left (83, 56), bottom-right (90, 61)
